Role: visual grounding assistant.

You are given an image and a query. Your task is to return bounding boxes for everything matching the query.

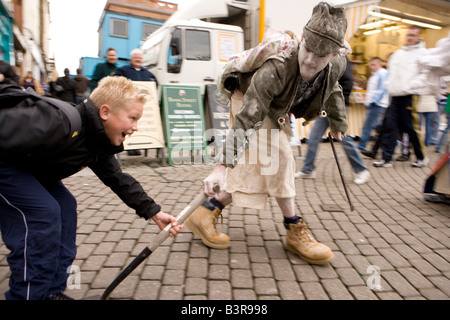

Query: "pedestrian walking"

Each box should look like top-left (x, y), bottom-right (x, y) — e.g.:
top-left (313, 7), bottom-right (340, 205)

top-left (415, 32), bottom-right (450, 153)
top-left (417, 94), bottom-right (439, 146)
top-left (295, 56), bottom-right (371, 185)
top-left (374, 25), bottom-right (428, 168)
top-left (55, 68), bottom-right (77, 103)
top-left (19, 71), bottom-right (44, 95)
top-left (358, 57), bottom-right (389, 152)
top-left (436, 93), bottom-right (450, 153)
top-left (73, 68), bottom-right (91, 104)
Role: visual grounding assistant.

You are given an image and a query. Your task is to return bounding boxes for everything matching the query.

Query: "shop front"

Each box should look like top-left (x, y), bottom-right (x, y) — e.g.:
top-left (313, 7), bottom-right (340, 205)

top-left (0, 0), bottom-right (13, 63)
top-left (326, 0), bottom-right (450, 139)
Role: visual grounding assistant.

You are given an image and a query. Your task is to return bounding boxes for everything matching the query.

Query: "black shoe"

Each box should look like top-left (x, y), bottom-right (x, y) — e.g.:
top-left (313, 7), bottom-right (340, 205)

top-left (127, 150), bottom-right (142, 156)
top-left (45, 292), bottom-right (74, 300)
top-left (396, 154), bottom-right (410, 162)
top-left (361, 150), bottom-right (376, 159)
top-left (424, 193), bottom-right (450, 205)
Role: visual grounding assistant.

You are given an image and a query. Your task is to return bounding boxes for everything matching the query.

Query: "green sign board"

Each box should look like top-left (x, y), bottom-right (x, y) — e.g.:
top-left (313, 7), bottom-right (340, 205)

top-left (161, 85), bottom-right (207, 165)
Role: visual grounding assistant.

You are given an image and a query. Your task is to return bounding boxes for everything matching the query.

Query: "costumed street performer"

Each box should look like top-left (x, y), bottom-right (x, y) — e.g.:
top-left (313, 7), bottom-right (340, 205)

top-left (185, 2), bottom-right (350, 265)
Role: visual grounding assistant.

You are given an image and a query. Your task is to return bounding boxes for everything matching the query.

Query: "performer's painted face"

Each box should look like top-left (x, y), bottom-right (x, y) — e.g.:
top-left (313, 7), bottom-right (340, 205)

top-left (298, 38), bottom-right (336, 82)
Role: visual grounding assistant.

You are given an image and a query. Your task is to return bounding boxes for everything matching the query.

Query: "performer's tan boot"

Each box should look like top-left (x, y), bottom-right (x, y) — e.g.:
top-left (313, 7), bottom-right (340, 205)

top-left (185, 205), bottom-right (230, 249)
top-left (285, 219), bottom-right (334, 265)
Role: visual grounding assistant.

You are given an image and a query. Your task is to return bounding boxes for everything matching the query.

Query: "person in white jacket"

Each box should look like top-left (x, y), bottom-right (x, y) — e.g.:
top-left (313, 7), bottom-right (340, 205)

top-left (374, 25), bottom-right (428, 168)
top-left (416, 32), bottom-right (450, 150)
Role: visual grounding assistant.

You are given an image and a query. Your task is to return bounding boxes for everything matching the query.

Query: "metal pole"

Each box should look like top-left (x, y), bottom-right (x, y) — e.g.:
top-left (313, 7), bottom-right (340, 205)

top-left (100, 185), bottom-right (220, 300)
top-left (259, 0), bottom-right (265, 43)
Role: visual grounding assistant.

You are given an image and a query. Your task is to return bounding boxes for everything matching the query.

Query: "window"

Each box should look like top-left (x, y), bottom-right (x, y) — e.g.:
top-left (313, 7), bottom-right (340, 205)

top-left (110, 18), bottom-right (128, 38)
top-left (168, 28), bottom-right (182, 73)
top-left (143, 40), bottom-right (162, 68)
top-left (142, 23), bottom-right (160, 41)
top-left (185, 29), bottom-right (210, 61)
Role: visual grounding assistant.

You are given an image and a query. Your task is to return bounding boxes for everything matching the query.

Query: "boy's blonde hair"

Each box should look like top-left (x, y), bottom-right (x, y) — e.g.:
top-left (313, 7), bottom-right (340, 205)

top-left (90, 76), bottom-right (146, 112)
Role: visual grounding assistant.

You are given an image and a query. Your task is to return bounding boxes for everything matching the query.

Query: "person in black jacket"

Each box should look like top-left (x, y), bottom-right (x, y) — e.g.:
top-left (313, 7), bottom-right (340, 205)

top-left (115, 48), bottom-right (158, 85)
top-left (55, 68), bottom-right (77, 103)
top-left (339, 56), bottom-right (354, 107)
top-left (0, 71), bottom-right (182, 300)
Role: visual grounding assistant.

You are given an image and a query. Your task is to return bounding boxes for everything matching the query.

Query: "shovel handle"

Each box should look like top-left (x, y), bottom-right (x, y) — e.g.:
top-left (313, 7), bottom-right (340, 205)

top-left (101, 184), bottom-right (220, 300)
top-left (149, 185), bottom-right (220, 251)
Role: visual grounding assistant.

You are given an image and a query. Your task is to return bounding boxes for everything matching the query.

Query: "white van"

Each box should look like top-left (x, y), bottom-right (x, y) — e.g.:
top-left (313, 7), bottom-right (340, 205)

top-left (141, 19), bottom-right (244, 98)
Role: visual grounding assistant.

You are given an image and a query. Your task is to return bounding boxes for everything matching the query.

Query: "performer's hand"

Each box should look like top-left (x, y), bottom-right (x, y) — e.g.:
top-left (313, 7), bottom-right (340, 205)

top-left (203, 164), bottom-right (226, 197)
top-left (151, 211), bottom-right (183, 237)
top-left (330, 131), bottom-right (344, 141)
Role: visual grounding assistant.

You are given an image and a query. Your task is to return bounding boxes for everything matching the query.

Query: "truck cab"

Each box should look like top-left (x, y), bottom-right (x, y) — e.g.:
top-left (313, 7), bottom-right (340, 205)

top-left (141, 19), bottom-right (244, 98)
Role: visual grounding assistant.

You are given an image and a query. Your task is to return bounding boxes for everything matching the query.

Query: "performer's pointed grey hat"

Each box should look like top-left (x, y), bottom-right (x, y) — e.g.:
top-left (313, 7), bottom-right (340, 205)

top-left (303, 2), bottom-right (348, 56)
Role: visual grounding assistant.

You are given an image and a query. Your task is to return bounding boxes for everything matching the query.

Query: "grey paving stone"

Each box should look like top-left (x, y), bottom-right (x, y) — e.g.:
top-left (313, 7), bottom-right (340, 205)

top-left (0, 147), bottom-right (446, 301)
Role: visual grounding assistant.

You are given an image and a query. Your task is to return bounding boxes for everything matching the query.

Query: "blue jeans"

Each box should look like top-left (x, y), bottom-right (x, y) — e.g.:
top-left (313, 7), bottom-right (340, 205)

top-left (419, 112), bottom-right (439, 146)
top-left (358, 103), bottom-right (387, 151)
top-left (301, 117), bottom-right (367, 174)
top-left (431, 111), bottom-right (440, 145)
top-left (0, 164), bottom-right (77, 300)
top-left (436, 112), bottom-right (450, 152)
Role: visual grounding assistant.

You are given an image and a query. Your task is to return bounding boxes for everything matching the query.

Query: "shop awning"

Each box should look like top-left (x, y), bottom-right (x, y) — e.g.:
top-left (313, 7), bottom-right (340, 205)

top-left (343, 0), bottom-right (381, 42)
top-left (343, 0), bottom-right (450, 42)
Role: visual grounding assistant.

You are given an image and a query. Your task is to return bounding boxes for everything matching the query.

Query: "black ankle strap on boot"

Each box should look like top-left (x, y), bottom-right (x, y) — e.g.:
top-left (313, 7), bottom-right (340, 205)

top-left (202, 197), bottom-right (225, 211)
top-left (283, 215), bottom-right (301, 229)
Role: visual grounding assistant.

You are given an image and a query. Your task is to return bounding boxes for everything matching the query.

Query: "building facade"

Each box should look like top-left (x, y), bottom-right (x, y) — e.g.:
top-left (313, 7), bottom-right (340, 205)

top-left (0, 0), bottom-right (51, 84)
top-left (98, 0), bottom-right (177, 60)
top-left (79, 0), bottom-right (177, 79)
top-left (0, 0), bottom-right (14, 63)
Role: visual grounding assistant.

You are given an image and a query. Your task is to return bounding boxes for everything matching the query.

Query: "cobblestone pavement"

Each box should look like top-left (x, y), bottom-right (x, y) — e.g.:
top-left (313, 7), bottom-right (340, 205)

top-left (0, 143), bottom-right (449, 301)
